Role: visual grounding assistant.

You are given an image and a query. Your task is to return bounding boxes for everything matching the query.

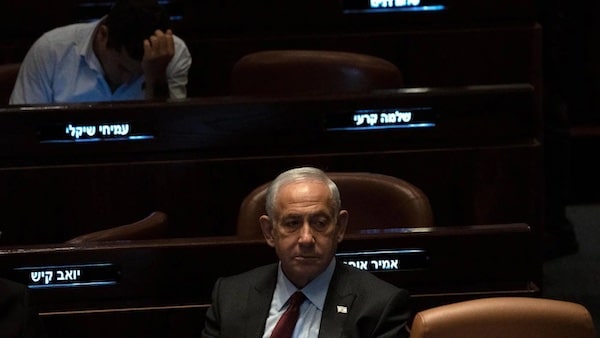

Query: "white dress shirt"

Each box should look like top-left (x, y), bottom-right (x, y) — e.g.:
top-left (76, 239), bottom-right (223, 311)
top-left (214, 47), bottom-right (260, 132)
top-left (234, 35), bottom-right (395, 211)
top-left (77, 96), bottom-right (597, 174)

top-left (262, 259), bottom-right (337, 338)
top-left (10, 18), bottom-right (191, 105)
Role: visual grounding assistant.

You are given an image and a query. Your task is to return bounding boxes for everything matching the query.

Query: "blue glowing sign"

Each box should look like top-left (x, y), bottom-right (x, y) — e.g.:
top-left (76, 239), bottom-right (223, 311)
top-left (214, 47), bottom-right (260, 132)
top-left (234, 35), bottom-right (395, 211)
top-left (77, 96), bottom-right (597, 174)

top-left (39, 122), bottom-right (155, 143)
top-left (13, 263), bottom-right (120, 289)
top-left (343, 0), bottom-right (446, 14)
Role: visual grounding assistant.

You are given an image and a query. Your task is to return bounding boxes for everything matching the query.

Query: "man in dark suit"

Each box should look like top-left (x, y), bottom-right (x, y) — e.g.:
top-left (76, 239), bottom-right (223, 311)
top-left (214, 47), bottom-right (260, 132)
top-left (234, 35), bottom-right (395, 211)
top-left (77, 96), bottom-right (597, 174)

top-left (201, 167), bottom-right (411, 337)
top-left (0, 277), bottom-right (47, 338)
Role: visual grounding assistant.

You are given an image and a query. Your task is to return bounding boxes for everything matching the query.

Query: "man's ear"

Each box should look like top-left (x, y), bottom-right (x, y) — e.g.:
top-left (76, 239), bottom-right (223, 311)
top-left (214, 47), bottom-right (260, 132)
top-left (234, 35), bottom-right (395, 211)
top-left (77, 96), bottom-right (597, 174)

top-left (97, 25), bottom-right (109, 44)
top-left (336, 210), bottom-right (349, 243)
top-left (260, 215), bottom-right (276, 247)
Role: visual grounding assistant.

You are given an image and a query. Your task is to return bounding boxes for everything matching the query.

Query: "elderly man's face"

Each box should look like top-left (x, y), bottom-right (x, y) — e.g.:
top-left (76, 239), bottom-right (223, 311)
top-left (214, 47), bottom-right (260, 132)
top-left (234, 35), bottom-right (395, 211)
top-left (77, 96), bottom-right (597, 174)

top-left (260, 179), bottom-right (348, 288)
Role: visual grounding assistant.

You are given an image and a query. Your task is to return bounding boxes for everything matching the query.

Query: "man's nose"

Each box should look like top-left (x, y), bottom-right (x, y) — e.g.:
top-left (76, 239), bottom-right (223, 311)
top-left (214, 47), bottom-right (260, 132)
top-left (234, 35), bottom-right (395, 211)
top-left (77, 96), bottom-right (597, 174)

top-left (298, 223), bottom-right (314, 243)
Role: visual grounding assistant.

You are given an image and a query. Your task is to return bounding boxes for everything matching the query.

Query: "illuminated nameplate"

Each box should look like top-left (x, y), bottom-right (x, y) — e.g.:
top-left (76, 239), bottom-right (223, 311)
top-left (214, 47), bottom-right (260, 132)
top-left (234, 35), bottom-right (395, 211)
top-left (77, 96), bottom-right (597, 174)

top-left (39, 122), bottom-right (155, 144)
top-left (336, 249), bottom-right (428, 271)
top-left (13, 263), bottom-right (120, 289)
top-left (326, 107), bottom-right (436, 131)
top-left (342, 0), bottom-right (446, 14)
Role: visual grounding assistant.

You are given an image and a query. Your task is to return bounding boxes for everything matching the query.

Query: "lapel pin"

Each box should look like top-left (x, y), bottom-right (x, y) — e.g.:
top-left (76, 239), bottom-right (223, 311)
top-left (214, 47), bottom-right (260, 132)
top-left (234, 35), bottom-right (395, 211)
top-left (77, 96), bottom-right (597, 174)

top-left (337, 305), bottom-right (348, 313)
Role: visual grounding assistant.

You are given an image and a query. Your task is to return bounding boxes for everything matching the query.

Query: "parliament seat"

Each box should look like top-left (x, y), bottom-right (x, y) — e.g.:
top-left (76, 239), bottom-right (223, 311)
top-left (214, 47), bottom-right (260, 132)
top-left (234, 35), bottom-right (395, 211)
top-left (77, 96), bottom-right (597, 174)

top-left (235, 171), bottom-right (433, 239)
top-left (409, 297), bottom-right (596, 338)
top-left (230, 50), bottom-right (403, 97)
top-left (64, 211), bottom-right (169, 244)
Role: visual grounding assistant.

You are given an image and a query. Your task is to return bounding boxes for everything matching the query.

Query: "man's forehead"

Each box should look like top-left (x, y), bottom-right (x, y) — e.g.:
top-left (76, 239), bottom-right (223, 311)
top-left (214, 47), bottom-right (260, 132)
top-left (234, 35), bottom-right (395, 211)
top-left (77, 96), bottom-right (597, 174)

top-left (279, 179), bottom-right (329, 194)
top-left (280, 207), bottom-right (333, 217)
top-left (276, 185), bottom-right (333, 214)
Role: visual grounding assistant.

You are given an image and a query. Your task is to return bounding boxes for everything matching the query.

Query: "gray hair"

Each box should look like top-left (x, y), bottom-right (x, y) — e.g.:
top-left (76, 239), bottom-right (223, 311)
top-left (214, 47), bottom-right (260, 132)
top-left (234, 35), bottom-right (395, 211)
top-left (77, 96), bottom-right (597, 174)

top-left (265, 167), bottom-right (341, 218)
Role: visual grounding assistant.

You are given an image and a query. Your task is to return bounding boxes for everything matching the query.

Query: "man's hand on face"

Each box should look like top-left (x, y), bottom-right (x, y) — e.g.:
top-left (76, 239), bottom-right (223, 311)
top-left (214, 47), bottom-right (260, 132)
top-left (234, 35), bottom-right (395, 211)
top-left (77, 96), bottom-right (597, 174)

top-left (142, 29), bottom-right (175, 88)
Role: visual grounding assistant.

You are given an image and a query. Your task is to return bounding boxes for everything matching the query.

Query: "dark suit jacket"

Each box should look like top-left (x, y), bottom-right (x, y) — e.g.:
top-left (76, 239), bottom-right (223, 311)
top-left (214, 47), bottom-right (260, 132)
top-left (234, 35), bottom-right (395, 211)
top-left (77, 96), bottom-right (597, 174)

top-left (0, 278), bottom-right (47, 338)
top-left (201, 262), bottom-right (411, 338)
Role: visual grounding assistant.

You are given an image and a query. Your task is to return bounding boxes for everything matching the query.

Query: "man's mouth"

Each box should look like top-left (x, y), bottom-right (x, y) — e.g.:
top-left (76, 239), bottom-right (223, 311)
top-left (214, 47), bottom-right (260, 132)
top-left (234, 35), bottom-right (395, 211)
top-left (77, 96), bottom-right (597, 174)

top-left (295, 255), bottom-right (318, 261)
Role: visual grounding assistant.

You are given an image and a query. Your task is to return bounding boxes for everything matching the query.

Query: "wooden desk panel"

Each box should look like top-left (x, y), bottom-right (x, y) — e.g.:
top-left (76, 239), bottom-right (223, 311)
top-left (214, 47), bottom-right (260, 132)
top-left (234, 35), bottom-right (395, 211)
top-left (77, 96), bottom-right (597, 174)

top-left (0, 223), bottom-right (540, 310)
top-left (0, 144), bottom-right (541, 245)
top-left (0, 223), bottom-right (539, 338)
top-left (0, 86), bottom-right (542, 246)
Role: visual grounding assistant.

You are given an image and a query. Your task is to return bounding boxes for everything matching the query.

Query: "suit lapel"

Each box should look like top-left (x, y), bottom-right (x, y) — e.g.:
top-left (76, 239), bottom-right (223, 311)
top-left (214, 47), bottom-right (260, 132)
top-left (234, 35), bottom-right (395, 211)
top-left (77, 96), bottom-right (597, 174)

top-left (318, 264), bottom-right (356, 338)
top-left (245, 264), bottom-right (278, 338)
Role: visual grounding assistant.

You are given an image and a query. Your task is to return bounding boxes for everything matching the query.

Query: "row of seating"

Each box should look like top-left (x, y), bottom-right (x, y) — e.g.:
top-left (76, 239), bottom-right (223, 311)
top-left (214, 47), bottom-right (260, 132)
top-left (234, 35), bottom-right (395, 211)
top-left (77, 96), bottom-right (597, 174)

top-left (0, 0), bottom-right (540, 95)
top-left (0, 49), bottom-right (404, 105)
top-left (409, 297), bottom-right (596, 338)
top-left (40, 296), bottom-right (597, 338)
top-left (65, 171), bottom-right (433, 243)
top-left (0, 222), bottom-right (544, 338)
top-left (0, 81), bottom-right (541, 247)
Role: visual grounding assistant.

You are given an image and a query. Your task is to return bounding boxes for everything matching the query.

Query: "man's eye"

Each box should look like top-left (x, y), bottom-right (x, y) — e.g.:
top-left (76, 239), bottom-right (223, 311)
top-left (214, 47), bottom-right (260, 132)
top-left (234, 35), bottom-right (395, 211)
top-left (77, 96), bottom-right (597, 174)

top-left (312, 219), bottom-right (330, 230)
top-left (283, 220), bottom-right (301, 229)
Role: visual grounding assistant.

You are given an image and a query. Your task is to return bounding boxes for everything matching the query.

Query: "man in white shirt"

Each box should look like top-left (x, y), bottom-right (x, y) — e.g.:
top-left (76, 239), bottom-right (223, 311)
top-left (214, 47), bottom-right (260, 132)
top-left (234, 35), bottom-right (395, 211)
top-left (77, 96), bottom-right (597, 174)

top-left (10, 0), bottom-right (192, 105)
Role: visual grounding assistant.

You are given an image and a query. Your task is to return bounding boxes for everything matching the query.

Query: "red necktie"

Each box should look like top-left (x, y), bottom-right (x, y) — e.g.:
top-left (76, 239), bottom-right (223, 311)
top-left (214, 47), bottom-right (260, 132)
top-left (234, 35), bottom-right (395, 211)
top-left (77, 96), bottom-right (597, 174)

top-left (270, 291), bottom-right (306, 338)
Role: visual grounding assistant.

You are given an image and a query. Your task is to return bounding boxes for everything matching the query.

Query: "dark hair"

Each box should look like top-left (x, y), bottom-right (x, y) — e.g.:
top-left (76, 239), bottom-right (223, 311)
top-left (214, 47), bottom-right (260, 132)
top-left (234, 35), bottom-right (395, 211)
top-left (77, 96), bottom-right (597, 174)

top-left (104, 0), bottom-right (170, 61)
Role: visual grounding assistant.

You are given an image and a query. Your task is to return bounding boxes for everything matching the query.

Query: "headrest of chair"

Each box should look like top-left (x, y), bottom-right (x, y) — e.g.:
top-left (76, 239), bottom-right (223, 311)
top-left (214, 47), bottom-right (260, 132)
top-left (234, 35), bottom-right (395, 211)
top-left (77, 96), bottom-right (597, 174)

top-left (65, 211), bottom-right (169, 244)
top-left (410, 297), bottom-right (597, 338)
top-left (231, 50), bottom-right (403, 96)
top-left (235, 172), bottom-right (433, 239)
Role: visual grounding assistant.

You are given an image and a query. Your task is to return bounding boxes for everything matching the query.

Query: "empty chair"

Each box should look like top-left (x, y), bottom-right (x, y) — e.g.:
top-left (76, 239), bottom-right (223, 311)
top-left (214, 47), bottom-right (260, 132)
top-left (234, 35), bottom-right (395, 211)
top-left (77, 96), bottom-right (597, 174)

top-left (409, 297), bottom-right (596, 338)
top-left (0, 62), bottom-right (20, 105)
top-left (231, 50), bottom-right (403, 97)
top-left (236, 171), bottom-right (433, 239)
top-left (65, 211), bottom-right (169, 244)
